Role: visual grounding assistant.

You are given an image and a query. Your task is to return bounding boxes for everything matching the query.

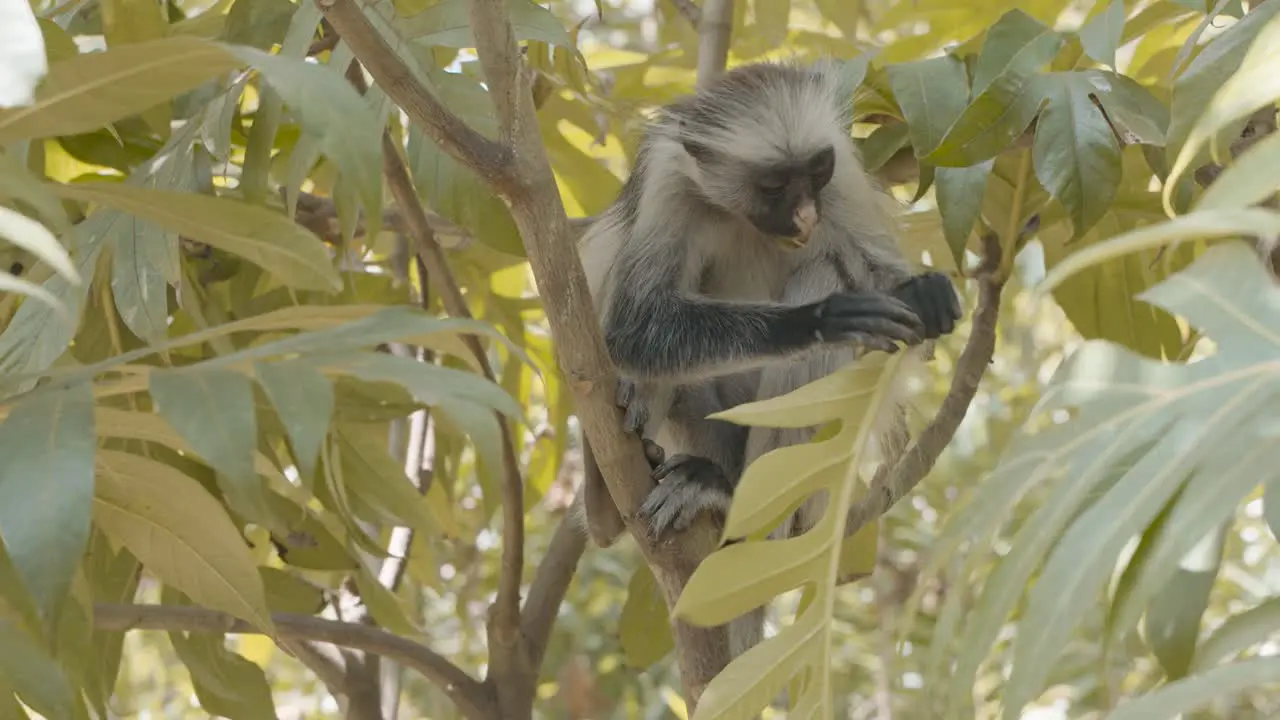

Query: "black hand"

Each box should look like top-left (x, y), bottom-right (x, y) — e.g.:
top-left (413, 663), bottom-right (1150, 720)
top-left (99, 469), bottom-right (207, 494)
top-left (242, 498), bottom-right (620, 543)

top-left (892, 272), bottom-right (962, 340)
top-left (637, 454), bottom-right (734, 538)
top-left (790, 291), bottom-right (926, 351)
top-left (615, 376), bottom-right (648, 435)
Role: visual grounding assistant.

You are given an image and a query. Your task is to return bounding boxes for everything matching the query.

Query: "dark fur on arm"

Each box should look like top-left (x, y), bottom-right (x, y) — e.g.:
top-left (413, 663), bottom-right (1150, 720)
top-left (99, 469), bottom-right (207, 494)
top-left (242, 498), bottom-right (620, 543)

top-left (602, 241), bottom-right (927, 381)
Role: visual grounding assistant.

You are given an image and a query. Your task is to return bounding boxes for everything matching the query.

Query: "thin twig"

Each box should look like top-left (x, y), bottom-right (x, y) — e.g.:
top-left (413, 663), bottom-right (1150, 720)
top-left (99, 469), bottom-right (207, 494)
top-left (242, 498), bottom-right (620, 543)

top-left (380, 135), bottom-right (527, 636)
top-left (845, 235), bottom-right (1006, 536)
top-left (94, 604), bottom-right (496, 720)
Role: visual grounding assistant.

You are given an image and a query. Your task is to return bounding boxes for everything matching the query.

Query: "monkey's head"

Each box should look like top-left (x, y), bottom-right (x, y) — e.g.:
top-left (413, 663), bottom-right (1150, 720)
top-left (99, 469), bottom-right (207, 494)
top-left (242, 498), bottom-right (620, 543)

top-left (665, 61), bottom-right (853, 250)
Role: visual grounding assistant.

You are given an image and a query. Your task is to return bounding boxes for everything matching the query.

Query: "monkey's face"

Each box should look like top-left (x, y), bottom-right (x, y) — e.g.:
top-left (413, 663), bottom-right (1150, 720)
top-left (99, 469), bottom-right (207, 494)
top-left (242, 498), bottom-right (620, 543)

top-left (741, 146), bottom-right (836, 249)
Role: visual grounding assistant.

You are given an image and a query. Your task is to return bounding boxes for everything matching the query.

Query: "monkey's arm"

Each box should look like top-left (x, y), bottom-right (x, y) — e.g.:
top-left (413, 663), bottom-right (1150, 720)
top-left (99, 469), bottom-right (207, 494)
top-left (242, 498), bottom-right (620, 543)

top-left (603, 246), bottom-right (926, 382)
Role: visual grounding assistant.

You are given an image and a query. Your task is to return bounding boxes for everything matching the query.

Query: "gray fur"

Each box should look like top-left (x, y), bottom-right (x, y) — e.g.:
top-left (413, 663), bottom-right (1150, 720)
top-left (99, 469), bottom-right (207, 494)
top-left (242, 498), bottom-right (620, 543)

top-left (575, 59), bottom-right (942, 658)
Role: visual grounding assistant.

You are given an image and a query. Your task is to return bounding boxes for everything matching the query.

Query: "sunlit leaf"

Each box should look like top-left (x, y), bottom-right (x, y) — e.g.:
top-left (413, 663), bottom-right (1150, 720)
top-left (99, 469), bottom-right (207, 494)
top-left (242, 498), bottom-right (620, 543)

top-left (887, 54), bottom-right (970, 157)
top-left (970, 10), bottom-right (1063, 97)
top-left (0, 618), bottom-right (74, 720)
top-left (167, 602), bottom-right (277, 720)
top-left (255, 360), bottom-right (333, 482)
top-left (0, 36), bottom-right (241, 143)
top-left (619, 564), bottom-right (674, 669)
top-left (1195, 130), bottom-right (1280, 211)
top-left (54, 182), bottom-right (342, 292)
top-left (935, 161), bottom-right (992, 265)
top-left (1104, 656), bottom-right (1280, 720)
top-left (401, 0), bottom-right (575, 51)
top-left (924, 71), bottom-right (1049, 167)
top-left (94, 450), bottom-right (274, 631)
top-left (1078, 0), bottom-right (1126, 69)
top-left (1033, 72), bottom-right (1122, 238)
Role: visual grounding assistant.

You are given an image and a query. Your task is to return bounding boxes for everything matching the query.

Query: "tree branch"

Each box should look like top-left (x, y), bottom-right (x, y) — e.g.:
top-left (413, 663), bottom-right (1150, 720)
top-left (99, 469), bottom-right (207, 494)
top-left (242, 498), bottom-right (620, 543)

top-left (667, 0), bottom-right (701, 26)
top-left (315, 0), bottom-right (511, 186)
top-left (520, 512), bottom-right (587, 669)
top-left (695, 0), bottom-right (734, 87)
top-left (94, 604), bottom-right (496, 720)
top-left (845, 234), bottom-right (1006, 537)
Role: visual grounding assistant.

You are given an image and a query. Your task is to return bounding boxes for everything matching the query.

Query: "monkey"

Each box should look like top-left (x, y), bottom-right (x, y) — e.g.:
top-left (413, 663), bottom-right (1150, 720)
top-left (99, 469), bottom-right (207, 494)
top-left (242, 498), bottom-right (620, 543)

top-left (572, 59), bottom-right (963, 656)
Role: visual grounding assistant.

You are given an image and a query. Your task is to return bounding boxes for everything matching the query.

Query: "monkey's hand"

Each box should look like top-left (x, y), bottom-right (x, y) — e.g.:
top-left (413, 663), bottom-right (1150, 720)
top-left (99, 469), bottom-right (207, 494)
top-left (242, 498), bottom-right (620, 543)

top-left (801, 292), bottom-right (926, 353)
top-left (636, 455), bottom-right (733, 538)
top-left (615, 376), bottom-right (650, 435)
top-left (892, 272), bottom-right (963, 340)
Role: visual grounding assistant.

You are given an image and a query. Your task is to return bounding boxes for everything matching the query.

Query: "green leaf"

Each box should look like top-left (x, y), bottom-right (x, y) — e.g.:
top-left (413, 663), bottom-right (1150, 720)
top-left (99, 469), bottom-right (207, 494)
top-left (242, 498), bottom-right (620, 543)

top-left (1265, 477), bottom-right (1280, 541)
top-left (923, 71), bottom-right (1049, 168)
top-left (1038, 208), bottom-right (1280, 294)
top-left (150, 368), bottom-right (270, 526)
top-left (334, 423), bottom-right (437, 540)
top-left (254, 360), bottom-right (333, 482)
top-left (84, 532), bottom-right (140, 704)
top-left (1196, 130), bottom-right (1280, 211)
top-left (259, 567), bottom-right (324, 615)
top-left (1193, 596), bottom-right (1280, 670)
top-left (1165, 6), bottom-right (1280, 207)
top-left (263, 492), bottom-right (358, 571)
top-left (0, 382), bottom-right (95, 617)
top-left (971, 10), bottom-right (1064, 97)
top-left (0, 148), bottom-right (70, 233)
top-left (0, 36), bottom-right (242, 143)
top-left (228, 45), bottom-right (384, 222)
top-left (858, 123), bottom-right (910, 173)
top-left (1103, 656), bottom-right (1280, 720)
top-left (168, 619), bottom-right (277, 720)
top-left (407, 123), bottom-right (525, 258)
top-left (402, 0), bottom-right (574, 50)
top-left (0, 205), bottom-right (78, 285)
top-left (1032, 72), bottom-right (1122, 238)
top-left (0, 618), bottom-right (75, 720)
top-left (619, 565), bottom-right (674, 669)
top-left (315, 349), bottom-right (521, 420)
top-left (935, 161), bottom-right (992, 266)
top-left (53, 182), bottom-right (342, 292)
top-left (94, 450), bottom-right (274, 631)
top-left (1086, 70), bottom-right (1168, 147)
top-left (222, 0), bottom-right (298, 50)
top-left (110, 219), bottom-right (170, 344)
top-left (1078, 0), bottom-right (1126, 68)
top-left (887, 55), bottom-right (971, 158)
top-left (1165, 0), bottom-right (1280, 168)
top-left (1142, 528), bottom-right (1224, 680)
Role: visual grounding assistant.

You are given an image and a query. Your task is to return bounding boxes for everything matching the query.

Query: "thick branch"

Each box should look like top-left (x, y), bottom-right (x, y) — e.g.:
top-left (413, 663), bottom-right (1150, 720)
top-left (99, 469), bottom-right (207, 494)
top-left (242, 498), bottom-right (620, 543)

top-left (668, 0), bottom-right (701, 26)
top-left (845, 236), bottom-right (1006, 536)
top-left (695, 0), bottom-right (733, 87)
top-left (520, 513), bottom-right (587, 669)
top-left (94, 604), bottom-right (495, 720)
top-left (315, 0), bottom-right (511, 185)
top-left (463, 0), bottom-right (730, 707)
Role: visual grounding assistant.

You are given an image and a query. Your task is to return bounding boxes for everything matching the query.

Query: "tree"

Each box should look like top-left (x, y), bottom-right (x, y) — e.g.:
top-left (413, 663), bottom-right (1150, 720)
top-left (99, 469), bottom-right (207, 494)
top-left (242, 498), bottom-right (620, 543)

top-left (0, 0), bottom-right (1277, 718)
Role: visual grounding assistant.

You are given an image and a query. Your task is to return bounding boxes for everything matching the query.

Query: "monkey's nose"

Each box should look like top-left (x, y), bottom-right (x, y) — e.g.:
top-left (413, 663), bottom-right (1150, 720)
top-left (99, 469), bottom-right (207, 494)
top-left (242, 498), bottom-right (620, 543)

top-left (793, 200), bottom-right (818, 239)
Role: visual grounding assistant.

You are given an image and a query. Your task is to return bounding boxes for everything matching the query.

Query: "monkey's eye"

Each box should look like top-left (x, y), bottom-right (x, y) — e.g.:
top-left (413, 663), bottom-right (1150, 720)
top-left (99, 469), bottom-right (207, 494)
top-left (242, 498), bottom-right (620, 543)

top-left (757, 174), bottom-right (788, 196)
top-left (809, 147), bottom-right (835, 185)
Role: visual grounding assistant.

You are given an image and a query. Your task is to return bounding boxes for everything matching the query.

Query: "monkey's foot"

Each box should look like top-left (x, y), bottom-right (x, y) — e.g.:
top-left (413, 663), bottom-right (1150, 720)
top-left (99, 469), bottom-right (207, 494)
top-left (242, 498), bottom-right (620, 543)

top-left (892, 271), bottom-right (963, 340)
top-left (637, 454), bottom-right (733, 538)
top-left (615, 376), bottom-right (649, 434)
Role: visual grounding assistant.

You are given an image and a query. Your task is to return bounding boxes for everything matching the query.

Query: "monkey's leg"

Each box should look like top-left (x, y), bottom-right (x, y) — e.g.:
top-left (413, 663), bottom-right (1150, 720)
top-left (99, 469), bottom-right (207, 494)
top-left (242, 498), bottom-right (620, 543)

top-left (635, 378), bottom-right (750, 538)
top-left (580, 379), bottom-right (668, 547)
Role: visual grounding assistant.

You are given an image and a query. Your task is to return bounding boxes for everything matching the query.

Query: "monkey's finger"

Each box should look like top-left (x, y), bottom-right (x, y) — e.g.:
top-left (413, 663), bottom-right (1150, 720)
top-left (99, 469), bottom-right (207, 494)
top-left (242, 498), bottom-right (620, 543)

top-left (843, 294), bottom-right (927, 335)
top-left (651, 453), bottom-right (696, 481)
top-left (641, 438), bottom-right (666, 468)
top-left (825, 316), bottom-right (922, 346)
top-left (615, 377), bottom-right (636, 409)
top-left (623, 403), bottom-right (648, 435)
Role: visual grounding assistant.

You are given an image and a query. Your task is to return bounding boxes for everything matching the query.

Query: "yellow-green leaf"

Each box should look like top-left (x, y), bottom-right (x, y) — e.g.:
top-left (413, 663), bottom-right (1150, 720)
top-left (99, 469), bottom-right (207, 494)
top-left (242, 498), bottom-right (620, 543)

top-left (93, 450), bottom-right (274, 632)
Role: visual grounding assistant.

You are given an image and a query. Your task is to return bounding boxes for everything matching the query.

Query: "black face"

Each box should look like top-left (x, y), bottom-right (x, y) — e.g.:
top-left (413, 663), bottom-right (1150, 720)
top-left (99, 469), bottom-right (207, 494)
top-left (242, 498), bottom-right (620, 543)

top-left (744, 146), bottom-right (836, 237)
